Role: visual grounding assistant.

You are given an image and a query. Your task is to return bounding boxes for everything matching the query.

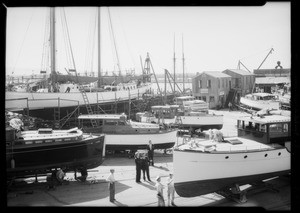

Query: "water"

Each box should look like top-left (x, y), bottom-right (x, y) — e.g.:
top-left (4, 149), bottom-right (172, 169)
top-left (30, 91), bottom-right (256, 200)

top-left (150, 82), bottom-right (192, 94)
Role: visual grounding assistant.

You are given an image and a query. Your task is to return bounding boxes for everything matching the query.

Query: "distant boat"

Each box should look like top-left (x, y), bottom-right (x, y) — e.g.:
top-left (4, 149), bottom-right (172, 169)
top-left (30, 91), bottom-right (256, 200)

top-left (6, 126), bottom-right (106, 179)
top-left (77, 113), bottom-right (177, 151)
top-left (239, 92), bottom-right (281, 111)
top-left (173, 109), bottom-right (290, 198)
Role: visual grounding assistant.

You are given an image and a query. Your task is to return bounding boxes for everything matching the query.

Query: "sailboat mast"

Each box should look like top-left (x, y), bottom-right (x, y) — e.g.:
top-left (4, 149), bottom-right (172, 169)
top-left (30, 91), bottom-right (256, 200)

top-left (182, 34), bottom-right (185, 92)
top-left (50, 7), bottom-right (57, 87)
top-left (97, 7), bottom-right (102, 87)
top-left (173, 34), bottom-right (176, 93)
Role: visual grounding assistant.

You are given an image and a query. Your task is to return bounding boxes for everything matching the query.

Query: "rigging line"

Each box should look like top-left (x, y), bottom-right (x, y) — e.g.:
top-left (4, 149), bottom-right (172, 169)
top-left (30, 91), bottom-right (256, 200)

top-left (60, 8), bottom-right (72, 71)
top-left (11, 9), bottom-right (35, 75)
top-left (84, 9), bottom-right (95, 75)
top-left (115, 9), bottom-right (136, 70)
top-left (62, 8), bottom-right (77, 72)
top-left (108, 7), bottom-right (122, 75)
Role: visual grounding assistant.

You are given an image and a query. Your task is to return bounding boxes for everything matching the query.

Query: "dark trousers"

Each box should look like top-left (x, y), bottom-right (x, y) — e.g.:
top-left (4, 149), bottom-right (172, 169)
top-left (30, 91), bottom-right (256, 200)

top-left (136, 166), bottom-right (141, 182)
top-left (148, 154), bottom-right (154, 166)
top-left (109, 182), bottom-right (115, 202)
top-left (142, 167), bottom-right (151, 181)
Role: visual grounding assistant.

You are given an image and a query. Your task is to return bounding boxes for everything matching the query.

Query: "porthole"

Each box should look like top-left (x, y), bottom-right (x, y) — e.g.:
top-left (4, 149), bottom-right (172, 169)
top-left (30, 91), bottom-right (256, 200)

top-left (278, 152), bottom-right (281, 156)
top-left (244, 155), bottom-right (248, 159)
top-left (264, 154), bottom-right (268, 157)
top-left (225, 156), bottom-right (229, 159)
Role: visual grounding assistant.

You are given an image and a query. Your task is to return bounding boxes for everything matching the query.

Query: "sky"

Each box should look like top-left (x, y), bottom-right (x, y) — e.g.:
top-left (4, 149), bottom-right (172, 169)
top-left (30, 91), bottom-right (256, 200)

top-left (5, 2), bottom-right (291, 77)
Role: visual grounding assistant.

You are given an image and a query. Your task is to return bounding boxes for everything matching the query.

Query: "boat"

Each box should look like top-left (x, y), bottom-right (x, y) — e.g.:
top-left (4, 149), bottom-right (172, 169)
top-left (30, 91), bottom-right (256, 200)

top-left (239, 92), bottom-right (281, 111)
top-left (77, 113), bottom-right (177, 151)
top-left (6, 125), bottom-right (106, 180)
top-left (173, 109), bottom-right (291, 198)
top-left (5, 7), bottom-right (151, 119)
top-left (174, 96), bottom-right (223, 131)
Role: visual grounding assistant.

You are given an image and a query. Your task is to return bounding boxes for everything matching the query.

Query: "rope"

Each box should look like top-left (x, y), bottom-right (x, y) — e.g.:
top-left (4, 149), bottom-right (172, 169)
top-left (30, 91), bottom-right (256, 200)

top-left (11, 9), bottom-right (35, 75)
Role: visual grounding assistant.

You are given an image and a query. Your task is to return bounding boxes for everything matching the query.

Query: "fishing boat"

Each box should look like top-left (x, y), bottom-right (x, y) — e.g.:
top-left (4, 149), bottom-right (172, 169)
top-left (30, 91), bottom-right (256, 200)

top-left (6, 125), bottom-right (106, 180)
top-left (173, 109), bottom-right (290, 198)
top-left (239, 92), bottom-right (281, 111)
top-left (77, 113), bottom-right (177, 151)
top-left (5, 7), bottom-right (151, 119)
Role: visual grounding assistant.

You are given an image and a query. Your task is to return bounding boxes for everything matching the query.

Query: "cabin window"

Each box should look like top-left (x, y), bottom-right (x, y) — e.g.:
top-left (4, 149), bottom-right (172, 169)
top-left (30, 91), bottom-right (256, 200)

top-left (55, 139), bottom-right (62, 142)
top-left (25, 141), bottom-right (33, 145)
top-left (260, 124), bottom-right (266, 132)
top-left (118, 121), bottom-right (126, 126)
top-left (64, 138), bottom-right (71, 141)
top-left (35, 140), bottom-right (43, 144)
top-left (45, 140), bottom-right (52, 143)
top-left (283, 123), bottom-right (288, 132)
top-left (269, 123), bottom-right (283, 133)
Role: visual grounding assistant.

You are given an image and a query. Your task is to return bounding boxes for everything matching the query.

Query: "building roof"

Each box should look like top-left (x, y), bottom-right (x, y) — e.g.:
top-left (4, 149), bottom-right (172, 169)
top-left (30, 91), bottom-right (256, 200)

top-left (197, 71), bottom-right (231, 78)
top-left (255, 77), bottom-right (290, 85)
top-left (223, 69), bottom-right (254, 76)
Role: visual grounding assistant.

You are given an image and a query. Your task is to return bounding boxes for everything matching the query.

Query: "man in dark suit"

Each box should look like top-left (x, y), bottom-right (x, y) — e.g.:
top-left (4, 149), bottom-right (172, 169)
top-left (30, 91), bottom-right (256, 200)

top-left (134, 151), bottom-right (141, 183)
top-left (147, 140), bottom-right (155, 166)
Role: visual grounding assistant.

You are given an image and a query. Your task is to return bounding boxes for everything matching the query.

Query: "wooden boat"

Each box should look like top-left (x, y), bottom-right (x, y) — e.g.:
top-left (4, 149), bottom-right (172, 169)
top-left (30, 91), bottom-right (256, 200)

top-left (173, 110), bottom-right (290, 197)
top-left (6, 126), bottom-right (106, 179)
top-left (239, 92), bottom-right (281, 111)
top-left (77, 113), bottom-right (177, 151)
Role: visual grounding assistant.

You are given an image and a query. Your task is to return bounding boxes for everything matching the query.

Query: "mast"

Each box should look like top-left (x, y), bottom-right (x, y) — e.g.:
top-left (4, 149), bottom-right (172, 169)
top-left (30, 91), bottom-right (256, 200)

top-left (97, 7), bottom-right (102, 87)
top-left (50, 7), bottom-right (57, 88)
top-left (173, 33), bottom-right (176, 93)
top-left (182, 34), bottom-right (185, 92)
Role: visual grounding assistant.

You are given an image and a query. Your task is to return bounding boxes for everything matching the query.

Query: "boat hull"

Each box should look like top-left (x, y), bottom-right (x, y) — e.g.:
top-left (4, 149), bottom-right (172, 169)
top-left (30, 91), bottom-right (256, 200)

top-left (5, 85), bottom-right (151, 111)
top-left (179, 115), bottom-right (223, 130)
top-left (104, 130), bottom-right (178, 151)
top-left (239, 97), bottom-right (280, 111)
top-left (173, 147), bottom-right (290, 197)
top-left (6, 134), bottom-right (105, 178)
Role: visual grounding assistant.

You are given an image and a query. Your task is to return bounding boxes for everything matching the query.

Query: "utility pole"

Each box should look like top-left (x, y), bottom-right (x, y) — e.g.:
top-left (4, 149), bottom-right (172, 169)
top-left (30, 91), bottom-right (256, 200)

top-left (173, 33), bottom-right (176, 94)
top-left (182, 34), bottom-right (185, 92)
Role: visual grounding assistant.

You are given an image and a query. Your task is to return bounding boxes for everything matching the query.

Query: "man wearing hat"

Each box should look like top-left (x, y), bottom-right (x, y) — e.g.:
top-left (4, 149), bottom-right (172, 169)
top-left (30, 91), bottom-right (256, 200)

top-left (167, 173), bottom-right (175, 206)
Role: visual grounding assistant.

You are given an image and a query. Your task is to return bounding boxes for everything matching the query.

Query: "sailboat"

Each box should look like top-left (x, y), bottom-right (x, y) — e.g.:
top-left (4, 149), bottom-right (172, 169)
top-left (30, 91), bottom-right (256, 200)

top-left (5, 7), bottom-right (151, 120)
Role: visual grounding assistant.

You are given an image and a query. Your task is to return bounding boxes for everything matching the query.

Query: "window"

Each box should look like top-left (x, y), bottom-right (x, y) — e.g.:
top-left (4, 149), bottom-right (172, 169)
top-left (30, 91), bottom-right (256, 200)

top-left (226, 79), bottom-right (228, 88)
top-left (260, 124), bottom-right (266, 132)
top-left (209, 96), bottom-right (215, 102)
top-left (207, 80), bottom-right (211, 88)
top-left (283, 123), bottom-right (288, 132)
top-left (269, 124), bottom-right (283, 133)
top-left (198, 80), bottom-right (202, 88)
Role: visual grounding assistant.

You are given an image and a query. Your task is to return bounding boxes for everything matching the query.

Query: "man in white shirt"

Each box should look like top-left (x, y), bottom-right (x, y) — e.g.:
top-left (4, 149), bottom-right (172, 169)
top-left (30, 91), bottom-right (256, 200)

top-left (106, 169), bottom-right (116, 202)
top-left (167, 173), bottom-right (175, 206)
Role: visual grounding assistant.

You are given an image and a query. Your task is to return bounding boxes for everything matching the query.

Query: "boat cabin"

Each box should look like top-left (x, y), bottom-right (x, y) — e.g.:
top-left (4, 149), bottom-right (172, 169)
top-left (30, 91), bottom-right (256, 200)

top-left (237, 113), bottom-right (290, 145)
top-left (151, 105), bottom-right (179, 119)
top-left (244, 93), bottom-right (278, 101)
top-left (78, 114), bottom-right (161, 134)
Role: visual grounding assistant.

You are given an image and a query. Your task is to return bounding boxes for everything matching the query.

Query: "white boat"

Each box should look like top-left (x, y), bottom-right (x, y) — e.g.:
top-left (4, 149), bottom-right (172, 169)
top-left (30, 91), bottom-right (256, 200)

top-left (174, 96), bottom-right (223, 131)
top-left (77, 113), bottom-right (177, 151)
top-left (239, 92), bottom-right (281, 111)
top-left (173, 110), bottom-right (290, 197)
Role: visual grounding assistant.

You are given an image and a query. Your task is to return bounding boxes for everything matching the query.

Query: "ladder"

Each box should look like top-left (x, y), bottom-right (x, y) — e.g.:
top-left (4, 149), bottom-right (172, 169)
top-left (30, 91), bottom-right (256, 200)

top-left (53, 107), bottom-right (60, 129)
top-left (78, 85), bottom-right (98, 128)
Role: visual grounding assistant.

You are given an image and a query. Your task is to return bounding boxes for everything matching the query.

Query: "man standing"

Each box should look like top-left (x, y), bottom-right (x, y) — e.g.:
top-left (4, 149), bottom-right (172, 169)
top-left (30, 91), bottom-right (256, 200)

top-left (155, 176), bottom-right (165, 206)
top-left (141, 155), bottom-right (151, 182)
top-left (106, 169), bottom-right (116, 202)
top-left (134, 151), bottom-right (141, 183)
top-left (167, 173), bottom-right (175, 206)
top-left (147, 140), bottom-right (155, 166)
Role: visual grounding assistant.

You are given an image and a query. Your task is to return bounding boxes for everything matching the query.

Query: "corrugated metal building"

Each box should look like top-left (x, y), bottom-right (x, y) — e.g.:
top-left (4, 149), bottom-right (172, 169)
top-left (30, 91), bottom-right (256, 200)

top-left (253, 68), bottom-right (290, 77)
top-left (192, 71), bottom-right (231, 109)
